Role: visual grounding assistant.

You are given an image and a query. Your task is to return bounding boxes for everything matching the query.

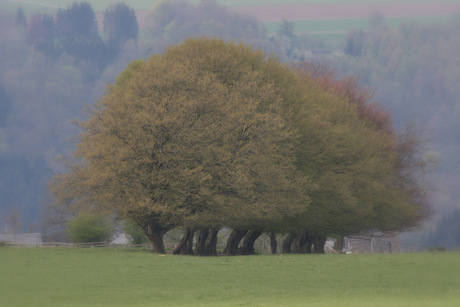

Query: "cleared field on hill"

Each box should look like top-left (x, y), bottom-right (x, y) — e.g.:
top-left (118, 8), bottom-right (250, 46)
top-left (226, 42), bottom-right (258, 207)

top-left (3, 0), bottom-right (456, 11)
top-left (3, 0), bottom-right (458, 41)
top-left (0, 248), bottom-right (459, 306)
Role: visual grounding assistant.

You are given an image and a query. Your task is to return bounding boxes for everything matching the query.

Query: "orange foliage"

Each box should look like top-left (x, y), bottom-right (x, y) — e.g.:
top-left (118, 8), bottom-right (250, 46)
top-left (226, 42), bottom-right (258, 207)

top-left (295, 62), bottom-right (394, 136)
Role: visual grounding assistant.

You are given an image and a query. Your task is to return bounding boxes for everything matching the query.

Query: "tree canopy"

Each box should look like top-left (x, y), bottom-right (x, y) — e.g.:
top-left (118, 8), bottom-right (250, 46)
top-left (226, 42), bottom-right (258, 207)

top-left (51, 38), bottom-right (310, 253)
top-left (50, 38), bottom-right (427, 254)
top-left (0, 2), bottom-right (448, 247)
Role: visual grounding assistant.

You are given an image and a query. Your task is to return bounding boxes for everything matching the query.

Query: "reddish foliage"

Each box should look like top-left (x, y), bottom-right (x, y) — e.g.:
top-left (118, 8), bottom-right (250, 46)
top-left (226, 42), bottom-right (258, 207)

top-left (294, 62), bottom-right (430, 225)
top-left (295, 62), bottom-right (394, 136)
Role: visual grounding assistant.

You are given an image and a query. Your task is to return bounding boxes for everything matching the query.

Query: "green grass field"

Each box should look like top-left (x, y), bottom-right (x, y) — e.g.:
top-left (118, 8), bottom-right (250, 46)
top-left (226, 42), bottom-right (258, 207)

top-left (0, 248), bottom-right (459, 306)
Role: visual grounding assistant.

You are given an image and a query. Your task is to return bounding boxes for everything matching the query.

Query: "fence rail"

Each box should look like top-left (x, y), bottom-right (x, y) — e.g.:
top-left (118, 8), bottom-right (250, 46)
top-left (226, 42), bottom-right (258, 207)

top-left (0, 241), bottom-right (179, 249)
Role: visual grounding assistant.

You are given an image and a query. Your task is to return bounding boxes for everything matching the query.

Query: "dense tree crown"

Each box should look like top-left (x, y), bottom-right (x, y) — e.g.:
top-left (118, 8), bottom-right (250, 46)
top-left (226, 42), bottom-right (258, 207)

top-left (50, 38), bottom-right (426, 254)
top-left (2, 1), bottom-right (444, 250)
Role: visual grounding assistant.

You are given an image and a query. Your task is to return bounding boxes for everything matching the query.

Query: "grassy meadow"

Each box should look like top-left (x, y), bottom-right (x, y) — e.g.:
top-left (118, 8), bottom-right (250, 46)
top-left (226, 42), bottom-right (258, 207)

top-left (0, 247), bottom-right (459, 306)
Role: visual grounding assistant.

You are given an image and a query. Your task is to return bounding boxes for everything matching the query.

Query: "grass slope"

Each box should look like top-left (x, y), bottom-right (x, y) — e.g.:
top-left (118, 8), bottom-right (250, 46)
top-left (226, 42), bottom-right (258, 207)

top-left (0, 248), bottom-right (459, 306)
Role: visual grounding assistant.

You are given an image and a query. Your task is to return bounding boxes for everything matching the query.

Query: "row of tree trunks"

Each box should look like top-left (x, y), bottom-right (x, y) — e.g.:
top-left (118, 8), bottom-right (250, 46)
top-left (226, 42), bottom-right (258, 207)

top-left (223, 229), bottom-right (266, 255)
top-left (281, 233), bottom-right (298, 253)
top-left (333, 236), bottom-right (344, 252)
top-left (313, 237), bottom-right (326, 254)
top-left (205, 228), bottom-right (219, 256)
top-left (269, 232), bottom-right (277, 254)
top-left (293, 232), bottom-right (314, 253)
top-left (223, 229), bottom-right (248, 255)
top-left (194, 228), bottom-right (209, 256)
top-left (146, 221), bottom-right (168, 254)
top-left (170, 228), bottom-right (220, 256)
top-left (172, 229), bottom-right (195, 255)
top-left (240, 230), bottom-right (263, 255)
top-left (281, 231), bottom-right (327, 254)
top-left (149, 227), bottom-right (329, 256)
top-left (194, 228), bottom-right (219, 256)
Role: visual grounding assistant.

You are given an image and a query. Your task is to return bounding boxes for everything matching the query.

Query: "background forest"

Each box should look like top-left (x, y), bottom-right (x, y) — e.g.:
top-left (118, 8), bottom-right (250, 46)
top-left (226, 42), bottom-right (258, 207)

top-left (0, 0), bottom-right (459, 249)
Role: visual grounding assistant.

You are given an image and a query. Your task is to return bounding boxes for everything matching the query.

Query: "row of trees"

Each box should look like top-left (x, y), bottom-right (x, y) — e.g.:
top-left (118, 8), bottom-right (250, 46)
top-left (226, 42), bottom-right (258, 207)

top-left (145, 0), bottom-right (318, 62)
top-left (51, 39), bottom-right (427, 255)
top-left (3, 1), bottom-right (448, 248)
top-left (0, 2), bottom-right (145, 231)
top-left (23, 2), bottom-right (138, 80)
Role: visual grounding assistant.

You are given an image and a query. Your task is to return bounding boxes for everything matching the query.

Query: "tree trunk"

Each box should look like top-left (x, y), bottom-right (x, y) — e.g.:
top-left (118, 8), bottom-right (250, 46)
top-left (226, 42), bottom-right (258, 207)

top-left (146, 222), bottom-right (166, 254)
top-left (205, 228), bottom-right (219, 256)
top-left (240, 230), bottom-right (262, 255)
top-left (295, 231), bottom-right (314, 254)
top-left (194, 228), bottom-right (209, 256)
top-left (291, 235), bottom-right (301, 253)
top-left (304, 235), bottom-right (313, 254)
top-left (281, 233), bottom-right (298, 254)
top-left (313, 236), bottom-right (326, 254)
top-left (172, 229), bottom-right (195, 255)
top-left (292, 231), bottom-right (308, 253)
top-left (186, 229), bottom-right (195, 254)
top-left (269, 232), bottom-right (277, 254)
top-left (223, 229), bottom-right (248, 255)
top-left (333, 236), bottom-right (344, 253)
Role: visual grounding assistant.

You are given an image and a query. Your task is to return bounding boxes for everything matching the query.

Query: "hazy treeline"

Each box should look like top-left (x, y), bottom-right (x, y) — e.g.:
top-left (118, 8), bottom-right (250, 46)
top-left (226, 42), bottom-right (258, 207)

top-left (331, 19), bottom-right (460, 247)
top-left (0, 1), bottom-right (459, 249)
top-left (0, 3), bottom-right (141, 232)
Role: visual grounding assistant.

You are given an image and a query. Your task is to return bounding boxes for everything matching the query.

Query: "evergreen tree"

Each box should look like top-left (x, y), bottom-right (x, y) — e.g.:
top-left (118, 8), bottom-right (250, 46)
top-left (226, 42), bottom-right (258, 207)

top-left (15, 8), bottom-right (27, 28)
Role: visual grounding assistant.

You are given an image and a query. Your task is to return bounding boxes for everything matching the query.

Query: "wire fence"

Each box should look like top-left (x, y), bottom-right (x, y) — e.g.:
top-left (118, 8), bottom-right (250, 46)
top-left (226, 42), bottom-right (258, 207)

top-left (1, 237), bottom-right (453, 253)
top-left (0, 241), bottom-right (174, 249)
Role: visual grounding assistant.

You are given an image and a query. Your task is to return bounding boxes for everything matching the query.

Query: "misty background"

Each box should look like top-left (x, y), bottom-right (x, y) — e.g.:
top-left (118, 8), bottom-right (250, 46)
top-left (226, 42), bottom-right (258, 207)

top-left (0, 0), bottom-right (459, 249)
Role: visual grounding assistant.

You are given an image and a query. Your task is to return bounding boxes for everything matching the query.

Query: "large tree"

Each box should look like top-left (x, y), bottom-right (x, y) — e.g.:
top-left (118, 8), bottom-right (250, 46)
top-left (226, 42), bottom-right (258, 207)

top-left (51, 38), bottom-right (427, 255)
top-left (278, 62), bottom-right (428, 253)
top-left (51, 38), bottom-right (309, 253)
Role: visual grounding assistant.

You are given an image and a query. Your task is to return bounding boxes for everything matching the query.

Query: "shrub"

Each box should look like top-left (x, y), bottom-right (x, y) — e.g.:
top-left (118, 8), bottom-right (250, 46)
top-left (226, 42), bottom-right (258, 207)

top-left (122, 219), bottom-right (149, 245)
top-left (428, 246), bottom-right (446, 252)
top-left (66, 213), bottom-right (114, 243)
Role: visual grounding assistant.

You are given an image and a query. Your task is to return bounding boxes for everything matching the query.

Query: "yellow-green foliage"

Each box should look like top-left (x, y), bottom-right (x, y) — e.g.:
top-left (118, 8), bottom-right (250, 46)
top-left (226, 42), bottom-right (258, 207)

top-left (51, 38), bottom-right (422, 240)
top-left (52, 38), bottom-right (310, 232)
top-left (66, 213), bottom-right (114, 243)
top-left (290, 75), bottom-right (419, 235)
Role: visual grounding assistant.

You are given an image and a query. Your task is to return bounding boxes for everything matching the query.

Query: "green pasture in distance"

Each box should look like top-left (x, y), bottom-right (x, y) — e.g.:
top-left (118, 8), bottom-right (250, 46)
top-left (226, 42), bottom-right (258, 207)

top-left (0, 0), bottom-right (455, 46)
top-left (265, 15), bottom-right (455, 40)
top-left (0, 248), bottom-right (459, 306)
top-left (216, 0), bottom-right (441, 6)
top-left (0, 0), bottom-right (448, 14)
